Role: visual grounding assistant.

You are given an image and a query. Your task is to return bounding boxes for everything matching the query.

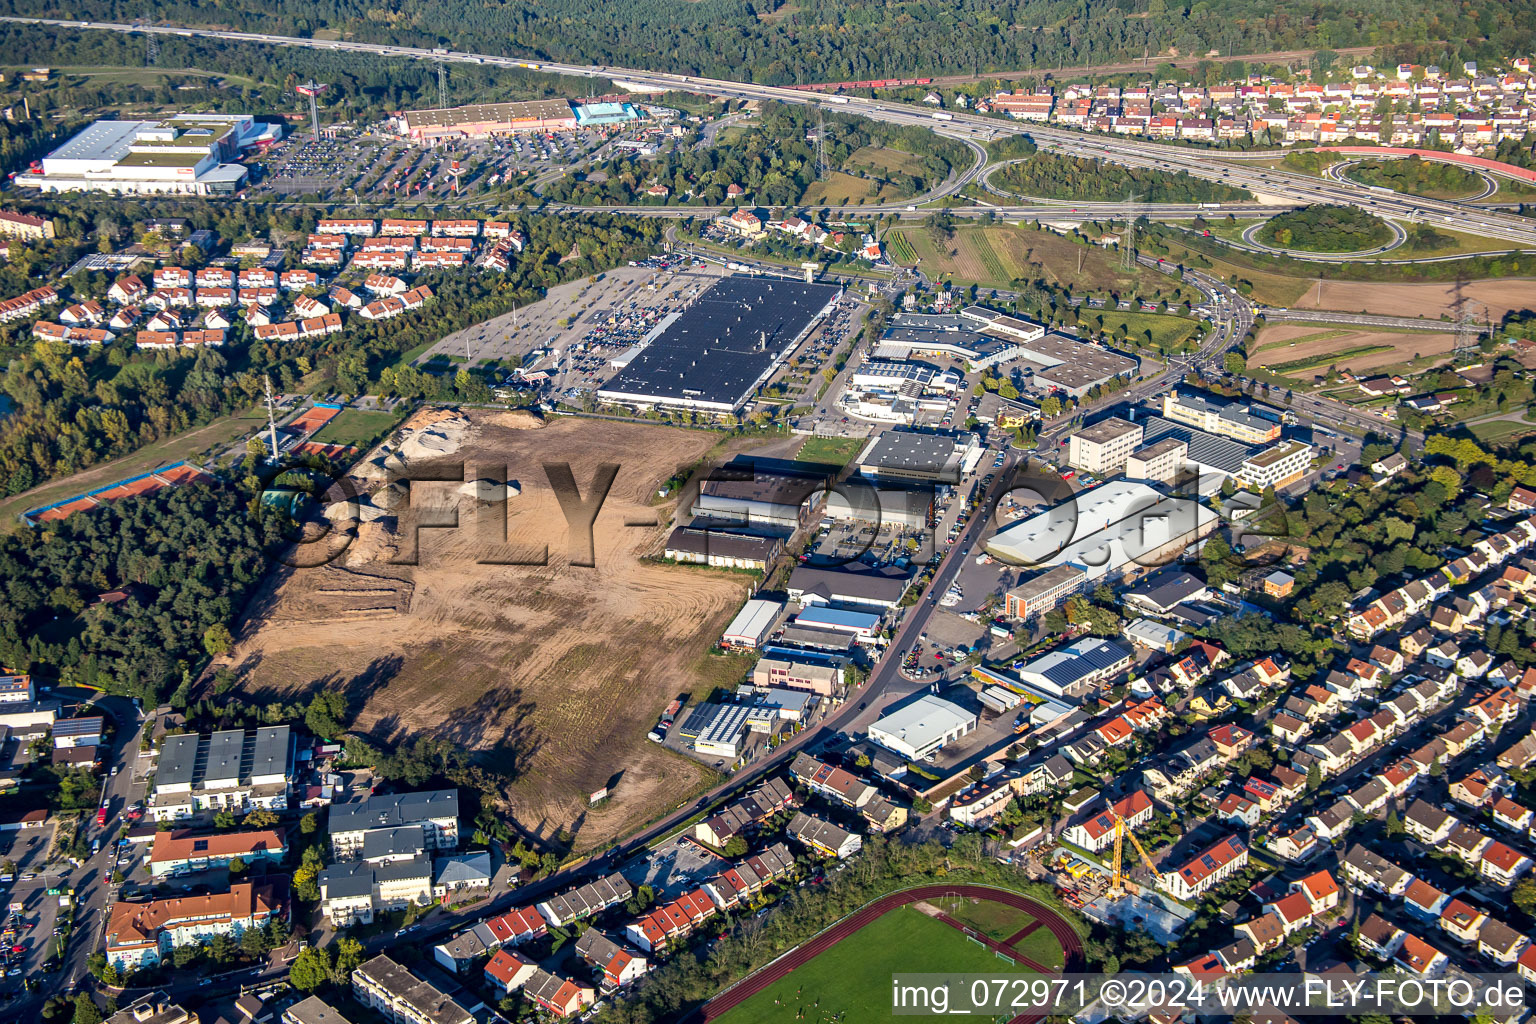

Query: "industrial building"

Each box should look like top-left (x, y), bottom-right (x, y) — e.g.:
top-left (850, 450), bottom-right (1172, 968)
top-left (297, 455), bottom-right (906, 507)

top-left (597, 277), bottom-right (842, 414)
top-left (16, 114), bottom-right (279, 195)
top-left (399, 100), bottom-right (579, 142)
top-left (691, 455), bottom-right (834, 530)
top-left (1126, 437), bottom-right (1189, 485)
top-left (867, 693), bottom-right (977, 760)
top-left (1016, 638), bottom-right (1134, 699)
top-left (1004, 564), bottom-right (1089, 620)
top-left (787, 564), bottom-right (911, 610)
top-left (985, 479), bottom-right (1220, 581)
top-left (1065, 417), bottom-right (1143, 475)
top-left (663, 526), bottom-right (782, 569)
top-left (720, 598), bottom-right (785, 649)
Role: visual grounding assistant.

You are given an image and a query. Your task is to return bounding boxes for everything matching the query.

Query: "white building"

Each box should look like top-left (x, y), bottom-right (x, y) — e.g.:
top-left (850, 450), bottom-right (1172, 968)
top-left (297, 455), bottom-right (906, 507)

top-left (149, 726), bottom-right (292, 821)
top-left (329, 789), bottom-right (460, 860)
top-left (867, 694), bottom-right (977, 760)
top-left (1066, 418), bottom-right (1143, 475)
top-left (16, 114), bottom-right (279, 195)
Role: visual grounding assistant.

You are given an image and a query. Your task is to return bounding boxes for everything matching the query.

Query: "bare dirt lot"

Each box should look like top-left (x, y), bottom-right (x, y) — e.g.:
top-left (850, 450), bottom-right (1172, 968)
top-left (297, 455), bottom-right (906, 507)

top-left (1294, 278), bottom-right (1536, 319)
top-left (1252, 324), bottom-right (1458, 378)
top-left (230, 410), bottom-right (754, 850)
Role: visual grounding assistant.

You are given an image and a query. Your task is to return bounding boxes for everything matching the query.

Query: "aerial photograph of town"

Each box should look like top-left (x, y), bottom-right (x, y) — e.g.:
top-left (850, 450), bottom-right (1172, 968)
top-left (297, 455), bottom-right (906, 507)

top-left (2, 0), bottom-right (1536, 1022)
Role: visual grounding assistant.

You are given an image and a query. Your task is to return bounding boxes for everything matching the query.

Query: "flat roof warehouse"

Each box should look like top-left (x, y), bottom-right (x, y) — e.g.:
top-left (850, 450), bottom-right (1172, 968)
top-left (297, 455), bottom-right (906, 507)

top-left (597, 277), bottom-right (842, 414)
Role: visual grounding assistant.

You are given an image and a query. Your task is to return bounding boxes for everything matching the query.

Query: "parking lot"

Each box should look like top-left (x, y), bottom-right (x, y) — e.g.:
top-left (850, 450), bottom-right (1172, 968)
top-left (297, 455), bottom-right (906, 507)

top-left (0, 824), bottom-right (67, 1004)
top-left (422, 260), bottom-right (730, 391)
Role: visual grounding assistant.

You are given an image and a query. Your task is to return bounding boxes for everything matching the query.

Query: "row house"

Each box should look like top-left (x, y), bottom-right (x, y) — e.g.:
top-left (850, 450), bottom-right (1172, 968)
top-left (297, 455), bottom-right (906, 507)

top-left (153, 267), bottom-right (192, 289)
top-left (238, 268), bottom-right (277, 289)
top-left (316, 218), bottom-right (376, 236)
top-left (432, 219), bottom-right (481, 237)
top-left (145, 287), bottom-right (192, 310)
top-left (702, 843), bottom-right (796, 911)
top-left (523, 968), bottom-right (596, 1018)
top-left (239, 287), bottom-right (281, 307)
top-left (303, 247), bottom-right (346, 268)
top-left (362, 236), bottom-right (419, 253)
top-left (432, 905), bottom-right (547, 973)
top-left (624, 887), bottom-right (717, 952)
top-left (195, 287), bottom-right (235, 308)
top-left (108, 277), bottom-right (148, 305)
top-left (413, 252), bottom-right (467, 269)
top-left (1161, 834), bottom-right (1248, 901)
top-left (1060, 790), bottom-right (1154, 853)
top-left (292, 295), bottom-right (329, 319)
top-left (694, 776), bottom-right (795, 847)
top-left (381, 218), bottom-right (429, 235)
top-left (305, 234), bottom-right (349, 251)
top-left (1341, 844), bottom-right (1412, 896)
top-left (281, 269), bottom-right (320, 291)
top-left (419, 236), bottom-right (472, 253)
top-left (574, 929), bottom-right (647, 990)
top-left (351, 252), bottom-right (410, 270)
top-left (59, 300), bottom-right (105, 324)
top-left (536, 872), bottom-right (633, 928)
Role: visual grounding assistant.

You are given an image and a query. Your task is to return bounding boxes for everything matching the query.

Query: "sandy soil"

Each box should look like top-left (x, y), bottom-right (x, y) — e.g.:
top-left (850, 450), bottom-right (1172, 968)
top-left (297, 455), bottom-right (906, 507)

top-left (1253, 324), bottom-right (1457, 378)
top-left (1293, 278), bottom-right (1536, 319)
top-left (230, 412), bottom-right (750, 851)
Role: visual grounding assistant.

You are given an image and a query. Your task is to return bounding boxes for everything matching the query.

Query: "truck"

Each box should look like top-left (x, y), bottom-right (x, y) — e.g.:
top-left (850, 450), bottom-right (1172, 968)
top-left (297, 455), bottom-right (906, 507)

top-left (825, 96), bottom-right (850, 105)
top-left (95, 806), bottom-right (107, 826)
top-left (931, 112), bottom-right (954, 121)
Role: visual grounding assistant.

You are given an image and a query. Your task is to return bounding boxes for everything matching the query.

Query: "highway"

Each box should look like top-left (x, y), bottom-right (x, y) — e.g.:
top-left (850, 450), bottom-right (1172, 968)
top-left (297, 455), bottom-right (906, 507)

top-left (10, 16), bottom-right (1536, 248)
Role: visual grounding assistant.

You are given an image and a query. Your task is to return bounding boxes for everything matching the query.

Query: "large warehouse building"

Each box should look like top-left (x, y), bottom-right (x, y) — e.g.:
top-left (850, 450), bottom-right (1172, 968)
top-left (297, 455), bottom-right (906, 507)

top-left (598, 277), bottom-right (841, 415)
top-left (985, 479), bottom-right (1219, 581)
top-left (15, 114), bottom-right (278, 195)
top-left (399, 100), bottom-right (580, 142)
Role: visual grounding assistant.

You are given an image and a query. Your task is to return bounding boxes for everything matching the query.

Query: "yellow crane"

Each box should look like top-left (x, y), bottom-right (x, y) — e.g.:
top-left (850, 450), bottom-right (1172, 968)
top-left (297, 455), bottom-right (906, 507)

top-left (1108, 810), bottom-right (1161, 900)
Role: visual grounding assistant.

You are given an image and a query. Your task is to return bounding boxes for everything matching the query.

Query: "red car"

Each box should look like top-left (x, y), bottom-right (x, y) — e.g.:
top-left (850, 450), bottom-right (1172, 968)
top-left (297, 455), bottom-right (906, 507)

top-left (96, 807), bottom-right (107, 826)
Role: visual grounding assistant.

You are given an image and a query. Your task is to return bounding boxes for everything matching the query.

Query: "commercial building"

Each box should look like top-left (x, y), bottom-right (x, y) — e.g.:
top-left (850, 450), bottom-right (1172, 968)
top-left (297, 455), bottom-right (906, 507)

top-left (399, 100), bottom-right (579, 143)
top-left (691, 703), bottom-right (756, 758)
top-left (328, 789), bottom-right (460, 859)
top-left (848, 360), bottom-right (936, 391)
top-left (148, 828), bottom-right (288, 879)
top-left (104, 881), bottom-right (284, 969)
top-left (149, 726), bottom-right (293, 821)
top-left (1066, 418), bottom-right (1143, 475)
top-left (574, 101), bottom-right (640, 127)
top-left (787, 564), bottom-right (911, 610)
top-left (1161, 390), bottom-right (1283, 444)
top-left (597, 277), bottom-right (841, 414)
top-left (852, 429), bottom-right (983, 485)
top-left (720, 598), bottom-right (785, 650)
top-left (352, 955), bottom-right (477, 1024)
top-left (1017, 638), bottom-right (1134, 699)
top-left (17, 114), bottom-right (278, 195)
top-left (1136, 415), bottom-right (1312, 492)
top-left (1125, 437), bottom-right (1188, 485)
top-left (752, 657), bottom-right (842, 697)
top-left (1004, 564), bottom-right (1088, 620)
top-left (875, 309), bottom-right (1137, 391)
top-left (867, 694), bottom-right (977, 760)
top-left (985, 479), bottom-right (1219, 581)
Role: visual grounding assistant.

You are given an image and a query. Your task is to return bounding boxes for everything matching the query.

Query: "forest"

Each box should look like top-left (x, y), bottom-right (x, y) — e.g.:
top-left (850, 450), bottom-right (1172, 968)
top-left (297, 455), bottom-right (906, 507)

top-left (0, 206), bottom-right (663, 497)
top-left (0, 22), bottom-right (607, 125)
top-left (0, 479), bottom-right (283, 702)
top-left (543, 104), bottom-right (968, 207)
top-left (1343, 155), bottom-right (1484, 199)
top-left (1254, 204), bottom-right (1395, 252)
top-left (992, 150), bottom-right (1253, 203)
top-left (5, 0), bottom-right (1536, 85)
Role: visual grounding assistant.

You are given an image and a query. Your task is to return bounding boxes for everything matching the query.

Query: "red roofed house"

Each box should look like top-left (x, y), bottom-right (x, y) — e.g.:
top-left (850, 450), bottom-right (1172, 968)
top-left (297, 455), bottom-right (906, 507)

top-left (483, 948), bottom-right (536, 994)
top-left (1060, 790), bottom-right (1154, 853)
top-left (1480, 840), bottom-right (1533, 887)
top-left (1163, 834), bottom-right (1248, 900)
top-left (1291, 869), bottom-right (1340, 915)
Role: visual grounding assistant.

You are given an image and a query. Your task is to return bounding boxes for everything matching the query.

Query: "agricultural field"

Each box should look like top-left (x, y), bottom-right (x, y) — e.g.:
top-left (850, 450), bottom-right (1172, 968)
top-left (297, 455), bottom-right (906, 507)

top-left (227, 412), bottom-right (749, 851)
top-left (1251, 324), bottom-right (1458, 379)
top-left (711, 905), bottom-right (1042, 1024)
top-left (1291, 278), bottom-right (1536, 319)
top-left (893, 223), bottom-right (1196, 302)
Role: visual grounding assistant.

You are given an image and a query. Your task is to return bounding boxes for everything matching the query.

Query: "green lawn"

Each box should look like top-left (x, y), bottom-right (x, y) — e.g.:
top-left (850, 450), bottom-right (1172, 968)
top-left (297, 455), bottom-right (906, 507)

top-left (308, 408), bottom-right (408, 449)
top-left (794, 435), bottom-right (868, 467)
top-left (929, 893), bottom-right (1035, 941)
top-left (712, 906), bottom-right (1039, 1024)
top-left (1011, 924), bottom-right (1067, 970)
top-left (1077, 308), bottom-right (1202, 353)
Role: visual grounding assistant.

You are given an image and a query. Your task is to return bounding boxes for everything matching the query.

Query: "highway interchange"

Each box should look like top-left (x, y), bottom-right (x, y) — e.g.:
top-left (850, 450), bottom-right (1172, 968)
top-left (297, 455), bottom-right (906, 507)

top-left (9, 15), bottom-right (1536, 249)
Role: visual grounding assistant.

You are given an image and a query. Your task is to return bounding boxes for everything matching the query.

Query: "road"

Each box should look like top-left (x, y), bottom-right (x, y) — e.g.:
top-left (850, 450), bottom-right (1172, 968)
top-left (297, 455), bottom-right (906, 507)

top-left (10, 17), bottom-right (1536, 249)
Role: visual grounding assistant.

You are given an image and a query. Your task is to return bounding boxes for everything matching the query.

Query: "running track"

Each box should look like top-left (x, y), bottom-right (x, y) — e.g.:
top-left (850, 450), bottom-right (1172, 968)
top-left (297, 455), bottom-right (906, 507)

top-left (695, 884), bottom-right (1084, 1024)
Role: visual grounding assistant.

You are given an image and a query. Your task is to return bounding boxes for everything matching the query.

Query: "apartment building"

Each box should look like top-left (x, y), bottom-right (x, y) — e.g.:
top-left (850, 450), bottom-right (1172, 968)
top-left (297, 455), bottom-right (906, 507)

top-left (1162, 834), bottom-right (1248, 900)
top-left (149, 726), bottom-right (293, 821)
top-left (352, 955), bottom-right (477, 1024)
top-left (104, 881), bottom-right (284, 969)
top-left (328, 789), bottom-right (459, 859)
top-left (147, 828), bottom-right (287, 879)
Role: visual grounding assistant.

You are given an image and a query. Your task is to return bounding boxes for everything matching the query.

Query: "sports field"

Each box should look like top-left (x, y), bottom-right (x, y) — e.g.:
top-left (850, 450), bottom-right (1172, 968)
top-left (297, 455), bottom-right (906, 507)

top-left (710, 906), bottom-right (1037, 1024)
top-left (309, 408), bottom-right (409, 449)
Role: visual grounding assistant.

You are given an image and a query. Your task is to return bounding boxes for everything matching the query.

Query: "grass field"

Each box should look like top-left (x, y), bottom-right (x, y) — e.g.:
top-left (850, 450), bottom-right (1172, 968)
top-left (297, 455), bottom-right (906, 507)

top-left (712, 906), bottom-right (1039, 1024)
top-left (1012, 924), bottom-right (1067, 970)
top-left (309, 408), bottom-right (409, 449)
top-left (1077, 308), bottom-right (1202, 353)
top-left (794, 435), bottom-right (867, 466)
top-left (1470, 415), bottom-right (1536, 443)
top-left (894, 223), bottom-right (1196, 302)
top-left (1251, 323), bottom-right (1458, 379)
top-left (844, 145), bottom-right (930, 178)
top-left (802, 170), bottom-right (903, 205)
top-left (0, 407), bottom-right (268, 532)
top-left (931, 893), bottom-right (1034, 941)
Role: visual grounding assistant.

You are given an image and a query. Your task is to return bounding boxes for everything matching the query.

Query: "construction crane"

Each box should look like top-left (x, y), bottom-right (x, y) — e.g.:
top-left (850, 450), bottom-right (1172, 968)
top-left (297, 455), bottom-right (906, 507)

top-left (1108, 811), bottom-right (1160, 901)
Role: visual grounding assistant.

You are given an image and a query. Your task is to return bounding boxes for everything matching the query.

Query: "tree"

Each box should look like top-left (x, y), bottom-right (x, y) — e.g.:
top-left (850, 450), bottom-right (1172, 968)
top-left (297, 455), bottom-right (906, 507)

top-left (243, 808), bottom-right (279, 828)
top-left (304, 690), bottom-right (349, 739)
top-left (213, 810), bottom-right (238, 830)
top-left (1306, 762), bottom-right (1322, 792)
top-left (73, 994), bottom-right (103, 1024)
top-left (203, 623), bottom-right (234, 657)
top-left (333, 936), bottom-right (366, 978)
top-left (288, 947), bottom-right (333, 992)
top-left (721, 836), bottom-right (749, 858)
top-left (300, 811), bottom-right (319, 835)
top-left (241, 926), bottom-right (271, 960)
top-left (227, 856), bottom-right (247, 877)
top-left (1513, 877), bottom-right (1536, 916)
